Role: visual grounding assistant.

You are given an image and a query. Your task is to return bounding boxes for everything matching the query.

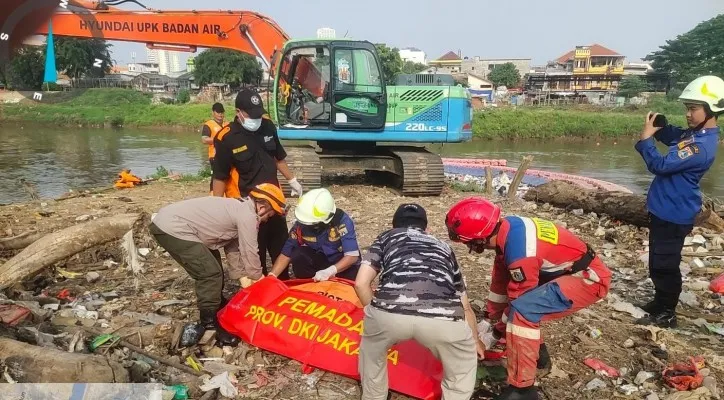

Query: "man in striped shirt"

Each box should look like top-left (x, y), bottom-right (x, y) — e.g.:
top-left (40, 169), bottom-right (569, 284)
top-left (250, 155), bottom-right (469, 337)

top-left (355, 203), bottom-right (484, 400)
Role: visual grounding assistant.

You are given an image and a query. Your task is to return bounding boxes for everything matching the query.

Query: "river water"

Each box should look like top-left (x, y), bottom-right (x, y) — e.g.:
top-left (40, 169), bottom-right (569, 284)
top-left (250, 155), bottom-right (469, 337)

top-left (0, 124), bottom-right (721, 204)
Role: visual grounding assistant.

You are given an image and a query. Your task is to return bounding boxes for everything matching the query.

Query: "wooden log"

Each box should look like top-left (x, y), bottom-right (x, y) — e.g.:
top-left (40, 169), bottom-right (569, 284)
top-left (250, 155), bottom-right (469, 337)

top-left (508, 155), bottom-right (534, 200)
top-left (0, 213), bottom-right (141, 290)
top-left (485, 167), bottom-right (493, 195)
top-left (523, 180), bottom-right (724, 232)
top-left (0, 337), bottom-right (129, 383)
top-left (0, 231), bottom-right (44, 250)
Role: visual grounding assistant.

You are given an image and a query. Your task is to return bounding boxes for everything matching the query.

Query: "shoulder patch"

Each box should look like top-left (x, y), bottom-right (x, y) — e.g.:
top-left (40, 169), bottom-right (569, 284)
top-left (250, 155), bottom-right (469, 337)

top-left (337, 223), bottom-right (349, 236)
top-left (677, 137), bottom-right (695, 149)
top-left (510, 267), bottom-right (526, 283)
top-left (677, 146), bottom-right (695, 159)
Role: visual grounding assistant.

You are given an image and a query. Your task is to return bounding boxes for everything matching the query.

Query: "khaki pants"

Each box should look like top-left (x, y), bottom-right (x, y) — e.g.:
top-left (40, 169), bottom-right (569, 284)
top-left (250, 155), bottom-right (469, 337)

top-left (359, 305), bottom-right (477, 400)
top-left (149, 223), bottom-right (224, 314)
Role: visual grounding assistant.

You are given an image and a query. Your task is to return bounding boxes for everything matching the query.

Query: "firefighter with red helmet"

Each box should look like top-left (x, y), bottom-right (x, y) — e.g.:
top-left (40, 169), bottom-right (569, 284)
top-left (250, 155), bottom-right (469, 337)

top-left (445, 197), bottom-right (612, 400)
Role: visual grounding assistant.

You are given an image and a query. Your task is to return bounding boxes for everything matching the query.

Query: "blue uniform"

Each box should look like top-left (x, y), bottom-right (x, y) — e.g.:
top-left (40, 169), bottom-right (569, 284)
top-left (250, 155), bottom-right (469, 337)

top-left (282, 211), bottom-right (361, 267)
top-left (635, 125), bottom-right (719, 225)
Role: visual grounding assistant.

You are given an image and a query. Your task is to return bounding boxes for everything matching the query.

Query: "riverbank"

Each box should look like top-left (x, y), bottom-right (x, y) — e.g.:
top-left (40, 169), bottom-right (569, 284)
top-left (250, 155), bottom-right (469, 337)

top-left (3, 88), bottom-right (718, 138)
top-left (0, 180), bottom-right (722, 399)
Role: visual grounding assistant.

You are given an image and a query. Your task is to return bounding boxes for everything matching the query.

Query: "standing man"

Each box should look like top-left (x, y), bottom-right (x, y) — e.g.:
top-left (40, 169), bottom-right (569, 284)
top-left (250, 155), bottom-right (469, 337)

top-left (355, 204), bottom-right (482, 400)
top-left (201, 102), bottom-right (226, 191)
top-left (634, 75), bottom-right (723, 328)
top-left (212, 89), bottom-right (303, 278)
top-left (269, 188), bottom-right (361, 281)
top-left (445, 197), bottom-right (612, 400)
top-left (149, 183), bottom-right (287, 345)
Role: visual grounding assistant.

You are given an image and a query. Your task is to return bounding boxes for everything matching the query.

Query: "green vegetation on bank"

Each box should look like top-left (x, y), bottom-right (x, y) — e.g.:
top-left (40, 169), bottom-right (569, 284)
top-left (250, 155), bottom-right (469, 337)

top-left (2, 88), bottom-right (721, 138)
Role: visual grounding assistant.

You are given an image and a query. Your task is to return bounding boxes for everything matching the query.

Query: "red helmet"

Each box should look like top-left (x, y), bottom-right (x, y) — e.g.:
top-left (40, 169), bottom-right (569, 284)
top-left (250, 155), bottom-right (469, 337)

top-left (445, 197), bottom-right (502, 242)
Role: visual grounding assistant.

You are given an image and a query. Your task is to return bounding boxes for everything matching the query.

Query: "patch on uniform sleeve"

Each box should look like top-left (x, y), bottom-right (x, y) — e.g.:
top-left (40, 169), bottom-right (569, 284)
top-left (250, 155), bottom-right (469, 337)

top-left (337, 224), bottom-right (348, 236)
top-left (510, 267), bottom-right (526, 283)
top-left (232, 145), bottom-right (248, 154)
top-left (677, 137), bottom-right (694, 149)
top-left (677, 146), bottom-right (695, 160)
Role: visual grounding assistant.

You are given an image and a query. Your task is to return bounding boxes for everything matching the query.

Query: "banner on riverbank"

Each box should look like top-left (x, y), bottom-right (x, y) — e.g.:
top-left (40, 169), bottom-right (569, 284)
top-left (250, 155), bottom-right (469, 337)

top-left (217, 277), bottom-right (443, 400)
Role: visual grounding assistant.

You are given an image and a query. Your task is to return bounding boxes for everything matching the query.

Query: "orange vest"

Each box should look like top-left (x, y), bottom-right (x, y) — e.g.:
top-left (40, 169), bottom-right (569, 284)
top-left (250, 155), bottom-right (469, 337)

top-left (205, 119), bottom-right (225, 159)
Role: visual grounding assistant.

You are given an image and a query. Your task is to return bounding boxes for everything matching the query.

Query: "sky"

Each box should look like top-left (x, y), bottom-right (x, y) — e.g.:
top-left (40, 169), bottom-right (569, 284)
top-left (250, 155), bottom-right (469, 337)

top-left (107, 0), bottom-right (724, 67)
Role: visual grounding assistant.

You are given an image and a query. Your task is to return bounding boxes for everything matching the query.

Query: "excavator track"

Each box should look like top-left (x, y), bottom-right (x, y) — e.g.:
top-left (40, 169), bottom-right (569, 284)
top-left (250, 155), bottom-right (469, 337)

top-left (385, 146), bottom-right (445, 197)
top-left (278, 145), bottom-right (322, 197)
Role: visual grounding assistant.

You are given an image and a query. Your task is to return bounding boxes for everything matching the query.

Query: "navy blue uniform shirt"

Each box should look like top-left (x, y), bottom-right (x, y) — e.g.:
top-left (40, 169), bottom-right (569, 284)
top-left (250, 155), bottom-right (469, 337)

top-left (635, 125), bottom-right (719, 225)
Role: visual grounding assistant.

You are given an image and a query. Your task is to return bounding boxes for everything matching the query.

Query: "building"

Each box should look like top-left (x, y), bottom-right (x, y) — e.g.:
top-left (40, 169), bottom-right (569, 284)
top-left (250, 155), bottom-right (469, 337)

top-left (316, 27), bottom-right (336, 39)
top-left (461, 57), bottom-right (532, 81)
top-left (624, 59), bottom-right (653, 76)
top-left (426, 51), bottom-right (462, 74)
top-left (146, 48), bottom-right (183, 76)
top-left (554, 44), bottom-right (625, 91)
top-left (127, 62), bottom-right (160, 75)
top-left (399, 48), bottom-right (426, 65)
top-left (467, 73), bottom-right (494, 103)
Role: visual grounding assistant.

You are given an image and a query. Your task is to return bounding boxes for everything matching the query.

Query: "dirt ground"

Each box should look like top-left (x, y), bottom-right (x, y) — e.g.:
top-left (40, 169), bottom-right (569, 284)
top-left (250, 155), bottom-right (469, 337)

top-left (0, 178), bottom-right (723, 400)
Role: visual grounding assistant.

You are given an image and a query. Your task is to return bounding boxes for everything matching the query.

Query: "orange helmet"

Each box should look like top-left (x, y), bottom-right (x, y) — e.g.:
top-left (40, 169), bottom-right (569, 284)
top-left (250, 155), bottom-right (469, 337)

top-left (250, 183), bottom-right (287, 215)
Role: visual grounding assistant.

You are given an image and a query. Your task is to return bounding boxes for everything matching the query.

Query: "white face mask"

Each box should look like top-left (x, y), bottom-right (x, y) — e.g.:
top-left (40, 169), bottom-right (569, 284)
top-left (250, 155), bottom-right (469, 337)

top-left (241, 117), bottom-right (262, 132)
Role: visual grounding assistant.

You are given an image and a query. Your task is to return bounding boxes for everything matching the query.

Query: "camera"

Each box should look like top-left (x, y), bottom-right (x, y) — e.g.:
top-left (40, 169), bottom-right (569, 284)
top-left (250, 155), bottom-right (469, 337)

top-left (650, 113), bottom-right (667, 128)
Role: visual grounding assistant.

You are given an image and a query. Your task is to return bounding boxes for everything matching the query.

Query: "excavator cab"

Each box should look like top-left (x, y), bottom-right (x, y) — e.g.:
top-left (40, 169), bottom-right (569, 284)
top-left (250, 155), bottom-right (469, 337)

top-left (273, 40), bottom-right (387, 131)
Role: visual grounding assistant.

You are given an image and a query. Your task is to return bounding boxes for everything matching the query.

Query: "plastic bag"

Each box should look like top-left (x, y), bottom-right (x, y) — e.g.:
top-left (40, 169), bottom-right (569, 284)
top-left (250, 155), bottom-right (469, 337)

top-left (710, 273), bottom-right (724, 294)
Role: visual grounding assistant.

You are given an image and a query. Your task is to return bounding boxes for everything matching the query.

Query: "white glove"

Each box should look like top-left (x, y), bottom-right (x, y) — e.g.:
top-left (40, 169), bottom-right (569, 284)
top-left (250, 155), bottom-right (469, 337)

top-left (314, 265), bottom-right (337, 282)
top-left (289, 178), bottom-right (303, 197)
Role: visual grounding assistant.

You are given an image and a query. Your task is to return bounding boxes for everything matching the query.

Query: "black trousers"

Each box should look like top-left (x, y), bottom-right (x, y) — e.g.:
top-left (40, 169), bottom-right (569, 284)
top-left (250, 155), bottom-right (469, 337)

top-left (208, 158), bottom-right (215, 192)
top-left (258, 214), bottom-right (290, 280)
top-left (648, 213), bottom-right (693, 309)
top-left (290, 246), bottom-right (360, 281)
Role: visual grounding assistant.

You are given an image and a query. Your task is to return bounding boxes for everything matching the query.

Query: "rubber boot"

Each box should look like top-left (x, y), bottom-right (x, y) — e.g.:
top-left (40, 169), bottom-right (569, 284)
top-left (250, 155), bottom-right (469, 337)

top-left (199, 308), bottom-right (217, 331)
top-left (495, 385), bottom-right (540, 400)
top-left (635, 292), bottom-right (678, 328)
top-left (638, 290), bottom-right (666, 315)
top-left (536, 343), bottom-right (551, 378)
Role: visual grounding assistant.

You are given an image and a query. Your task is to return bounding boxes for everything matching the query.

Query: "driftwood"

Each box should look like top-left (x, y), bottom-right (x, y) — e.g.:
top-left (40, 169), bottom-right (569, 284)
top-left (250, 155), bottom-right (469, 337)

top-left (523, 180), bottom-right (724, 232)
top-left (485, 167), bottom-right (493, 195)
top-left (0, 231), bottom-right (44, 251)
top-left (0, 213), bottom-right (141, 290)
top-left (0, 337), bottom-right (129, 382)
top-left (508, 155), bottom-right (534, 200)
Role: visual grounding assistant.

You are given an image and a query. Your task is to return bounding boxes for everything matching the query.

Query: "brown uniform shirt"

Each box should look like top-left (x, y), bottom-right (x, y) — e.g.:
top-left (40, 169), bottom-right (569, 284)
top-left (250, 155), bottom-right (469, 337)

top-left (152, 196), bottom-right (262, 279)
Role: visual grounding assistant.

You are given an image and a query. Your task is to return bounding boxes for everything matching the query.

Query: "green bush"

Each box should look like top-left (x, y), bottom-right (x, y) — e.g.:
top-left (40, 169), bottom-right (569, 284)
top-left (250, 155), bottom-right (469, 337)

top-left (176, 89), bottom-right (191, 104)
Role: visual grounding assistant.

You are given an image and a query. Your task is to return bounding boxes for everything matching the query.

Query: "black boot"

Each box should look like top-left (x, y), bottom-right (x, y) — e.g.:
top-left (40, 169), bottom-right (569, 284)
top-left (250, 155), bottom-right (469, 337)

top-left (638, 290), bottom-right (666, 314)
top-left (199, 309), bottom-right (217, 331)
top-left (536, 343), bottom-right (551, 377)
top-left (495, 385), bottom-right (540, 400)
top-left (635, 308), bottom-right (677, 328)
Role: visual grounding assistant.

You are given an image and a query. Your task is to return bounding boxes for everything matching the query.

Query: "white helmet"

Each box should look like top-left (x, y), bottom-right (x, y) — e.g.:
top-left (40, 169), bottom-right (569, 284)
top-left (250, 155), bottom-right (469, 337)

top-left (679, 75), bottom-right (724, 114)
top-left (294, 188), bottom-right (336, 225)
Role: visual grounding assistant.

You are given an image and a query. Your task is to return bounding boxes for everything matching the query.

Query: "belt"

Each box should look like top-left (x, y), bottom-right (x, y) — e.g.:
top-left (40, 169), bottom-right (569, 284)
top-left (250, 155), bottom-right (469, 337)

top-left (567, 243), bottom-right (596, 275)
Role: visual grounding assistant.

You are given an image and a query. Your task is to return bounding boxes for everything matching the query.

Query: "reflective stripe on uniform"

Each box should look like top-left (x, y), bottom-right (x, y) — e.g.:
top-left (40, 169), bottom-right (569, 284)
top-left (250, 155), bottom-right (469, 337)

top-left (506, 323), bottom-right (540, 340)
top-left (488, 292), bottom-right (508, 303)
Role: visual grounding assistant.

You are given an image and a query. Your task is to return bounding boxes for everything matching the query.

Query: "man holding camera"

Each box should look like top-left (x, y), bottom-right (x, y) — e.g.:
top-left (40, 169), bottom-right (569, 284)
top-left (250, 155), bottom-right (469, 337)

top-left (635, 75), bottom-right (723, 328)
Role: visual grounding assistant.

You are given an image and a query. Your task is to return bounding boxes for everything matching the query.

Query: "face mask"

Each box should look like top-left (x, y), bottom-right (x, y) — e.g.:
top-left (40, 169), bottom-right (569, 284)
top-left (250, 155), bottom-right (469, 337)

top-left (241, 117), bottom-right (262, 132)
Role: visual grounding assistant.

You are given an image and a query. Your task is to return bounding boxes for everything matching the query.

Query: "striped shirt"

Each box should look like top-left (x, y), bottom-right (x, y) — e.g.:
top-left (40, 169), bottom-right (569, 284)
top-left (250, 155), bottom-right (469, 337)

top-left (363, 227), bottom-right (466, 321)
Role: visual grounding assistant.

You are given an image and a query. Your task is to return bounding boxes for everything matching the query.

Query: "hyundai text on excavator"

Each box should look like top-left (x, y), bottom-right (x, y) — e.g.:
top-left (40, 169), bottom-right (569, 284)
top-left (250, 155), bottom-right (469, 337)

top-left (24, 0), bottom-right (473, 196)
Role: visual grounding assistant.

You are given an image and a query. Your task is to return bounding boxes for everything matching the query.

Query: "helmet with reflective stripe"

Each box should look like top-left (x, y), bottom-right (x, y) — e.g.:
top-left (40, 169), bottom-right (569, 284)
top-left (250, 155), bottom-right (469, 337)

top-left (295, 188), bottom-right (336, 225)
top-left (445, 197), bottom-right (502, 242)
top-left (679, 75), bottom-right (724, 114)
top-left (250, 183), bottom-right (287, 215)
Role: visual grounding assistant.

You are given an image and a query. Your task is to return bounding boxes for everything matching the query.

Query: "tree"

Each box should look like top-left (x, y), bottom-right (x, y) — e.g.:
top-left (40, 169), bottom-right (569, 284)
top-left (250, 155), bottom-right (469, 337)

top-left (618, 76), bottom-right (651, 98)
top-left (645, 14), bottom-right (724, 85)
top-left (401, 61), bottom-right (427, 74)
top-left (193, 49), bottom-right (262, 87)
top-left (6, 46), bottom-right (45, 90)
top-left (55, 38), bottom-right (113, 81)
top-left (488, 63), bottom-right (521, 88)
top-left (374, 43), bottom-right (403, 84)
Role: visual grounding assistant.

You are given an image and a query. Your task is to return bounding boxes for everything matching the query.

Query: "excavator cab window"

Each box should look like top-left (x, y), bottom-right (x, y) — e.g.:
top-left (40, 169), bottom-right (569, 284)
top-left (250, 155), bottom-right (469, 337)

top-left (276, 47), bottom-right (331, 127)
top-left (330, 43), bottom-right (386, 130)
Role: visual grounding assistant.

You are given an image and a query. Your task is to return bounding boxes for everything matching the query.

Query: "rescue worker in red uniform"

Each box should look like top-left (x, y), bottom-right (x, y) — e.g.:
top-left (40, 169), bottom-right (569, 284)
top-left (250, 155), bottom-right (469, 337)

top-left (445, 197), bottom-right (612, 400)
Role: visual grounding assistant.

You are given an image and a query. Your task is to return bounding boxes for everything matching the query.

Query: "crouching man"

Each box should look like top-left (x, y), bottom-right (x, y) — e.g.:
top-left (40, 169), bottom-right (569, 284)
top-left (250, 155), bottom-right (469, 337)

top-left (269, 188), bottom-right (361, 281)
top-left (149, 183), bottom-right (286, 345)
top-left (355, 204), bottom-right (484, 400)
top-left (445, 197), bottom-right (611, 400)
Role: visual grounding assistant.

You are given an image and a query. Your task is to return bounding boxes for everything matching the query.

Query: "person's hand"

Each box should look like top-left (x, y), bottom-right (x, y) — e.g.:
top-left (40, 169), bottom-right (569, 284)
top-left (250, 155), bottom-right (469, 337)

top-left (256, 201), bottom-right (275, 223)
top-left (641, 111), bottom-right (663, 141)
top-left (289, 178), bottom-right (303, 197)
top-left (313, 265), bottom-right (337, 281)
top-left (475, 339), bottom-right (486, 359)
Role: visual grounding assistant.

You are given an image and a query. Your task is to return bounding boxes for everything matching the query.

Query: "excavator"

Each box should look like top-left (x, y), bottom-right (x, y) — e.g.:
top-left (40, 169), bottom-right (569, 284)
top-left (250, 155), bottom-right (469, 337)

top-left (15, 0), bottom-right (473, 196)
